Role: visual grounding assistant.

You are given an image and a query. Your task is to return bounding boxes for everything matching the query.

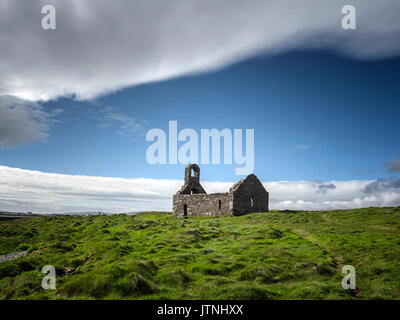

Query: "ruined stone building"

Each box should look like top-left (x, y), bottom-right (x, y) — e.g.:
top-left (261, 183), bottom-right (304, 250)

top-left (172, 164), bottom-right (269, 218)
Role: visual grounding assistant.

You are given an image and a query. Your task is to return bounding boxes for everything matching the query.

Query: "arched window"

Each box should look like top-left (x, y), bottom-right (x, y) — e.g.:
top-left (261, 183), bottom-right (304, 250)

top-left (218, 199), bottom-right (222, 210)
top-left (250, 196), bottom-right (254, 207)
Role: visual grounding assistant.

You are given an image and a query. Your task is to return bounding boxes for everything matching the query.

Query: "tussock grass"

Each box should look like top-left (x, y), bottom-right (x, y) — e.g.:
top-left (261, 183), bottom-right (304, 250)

top-left (1, 207), bottom-right (400, 299)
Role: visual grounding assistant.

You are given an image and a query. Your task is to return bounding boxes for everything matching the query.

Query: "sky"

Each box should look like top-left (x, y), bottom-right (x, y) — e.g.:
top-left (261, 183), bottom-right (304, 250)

top-left (0, 1), bottom-right (399, 213)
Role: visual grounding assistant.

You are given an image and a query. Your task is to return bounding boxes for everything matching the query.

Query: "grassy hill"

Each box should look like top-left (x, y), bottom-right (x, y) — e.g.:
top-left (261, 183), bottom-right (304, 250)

top-left (1, 207), bottom-right (400, 300)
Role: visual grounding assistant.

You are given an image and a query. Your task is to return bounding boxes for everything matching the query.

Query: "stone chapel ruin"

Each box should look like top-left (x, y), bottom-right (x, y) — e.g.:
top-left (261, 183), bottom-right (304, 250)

top-left (172, 164), bottom-right (269, 218)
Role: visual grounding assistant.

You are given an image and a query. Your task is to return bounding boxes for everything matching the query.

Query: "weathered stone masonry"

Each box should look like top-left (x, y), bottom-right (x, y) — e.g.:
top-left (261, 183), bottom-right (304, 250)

top-left (172, 164), bottom-right (269, 218)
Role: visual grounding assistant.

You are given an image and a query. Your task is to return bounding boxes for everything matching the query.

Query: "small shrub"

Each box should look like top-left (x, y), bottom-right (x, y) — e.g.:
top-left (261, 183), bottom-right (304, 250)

top-left (16, 243), bottom-right (31, 252)
top-left (0, 262), bottom-right (21, 278)
top-left (17, 260), bottom-right (35, 272)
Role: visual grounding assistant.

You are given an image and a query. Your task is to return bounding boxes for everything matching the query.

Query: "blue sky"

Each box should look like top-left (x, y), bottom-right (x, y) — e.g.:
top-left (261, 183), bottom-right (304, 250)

top-left (1, 51), bottom-right (399, 183)
top-left (1, 1), bottom-right (400, 213)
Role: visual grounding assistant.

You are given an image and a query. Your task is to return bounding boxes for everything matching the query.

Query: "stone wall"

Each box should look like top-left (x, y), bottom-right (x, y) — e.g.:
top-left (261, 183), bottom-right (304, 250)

top-left (175, 163), bottom-right (206, 195)
top-left (172, 164), bottom-right (269, 218)
top-left (230, 174), bottom-right (269, 215)
top-left (173, 193), bottom-right (233, 218)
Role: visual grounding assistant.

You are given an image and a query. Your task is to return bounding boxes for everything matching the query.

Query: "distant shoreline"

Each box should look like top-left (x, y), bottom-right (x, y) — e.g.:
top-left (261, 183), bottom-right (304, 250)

top-left (0, 212), bottom-right (40, 221)
top-left (0, 211), bottom-right (164, 221)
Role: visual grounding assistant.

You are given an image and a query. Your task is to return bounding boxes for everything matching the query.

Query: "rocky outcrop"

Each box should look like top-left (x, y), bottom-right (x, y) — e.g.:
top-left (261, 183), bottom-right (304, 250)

top-left (0, 251), bottom-right (28, 263)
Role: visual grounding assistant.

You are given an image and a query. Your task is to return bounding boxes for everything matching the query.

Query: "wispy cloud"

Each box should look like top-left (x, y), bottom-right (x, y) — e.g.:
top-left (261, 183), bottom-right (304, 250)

top-left (0, 165), bottom-right (399, 213)
top-left (0, 1), bottom-right (399, 101)
top-left (99, 112), bottom-right (148, 138)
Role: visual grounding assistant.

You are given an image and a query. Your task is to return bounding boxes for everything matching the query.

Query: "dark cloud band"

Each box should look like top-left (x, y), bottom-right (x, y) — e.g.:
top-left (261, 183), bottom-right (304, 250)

top-left (0, 0), bottom-right (399, 101)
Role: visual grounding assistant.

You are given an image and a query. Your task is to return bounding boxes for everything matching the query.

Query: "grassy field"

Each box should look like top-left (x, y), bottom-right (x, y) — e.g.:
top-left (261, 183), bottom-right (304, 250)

top-left (1, 207), bottom-right (400, 300)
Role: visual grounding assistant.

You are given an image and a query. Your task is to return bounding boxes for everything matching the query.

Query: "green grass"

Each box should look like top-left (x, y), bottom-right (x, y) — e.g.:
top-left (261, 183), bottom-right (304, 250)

top-left (1, 207), bottom-right (400, 300)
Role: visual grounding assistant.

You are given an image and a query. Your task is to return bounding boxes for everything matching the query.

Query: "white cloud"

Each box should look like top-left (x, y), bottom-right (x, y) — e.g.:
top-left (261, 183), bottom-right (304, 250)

top-left (0, 165), bottom-right (180, 213)
top-left (0, 95), bottom-right (61, 148)
top-left (0, 165), bottom-right (399, 214)
top-left (0, 0), bottom-right (399, 101)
